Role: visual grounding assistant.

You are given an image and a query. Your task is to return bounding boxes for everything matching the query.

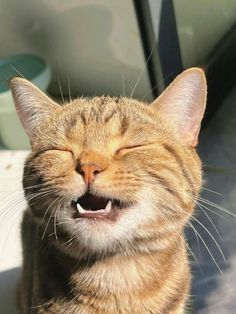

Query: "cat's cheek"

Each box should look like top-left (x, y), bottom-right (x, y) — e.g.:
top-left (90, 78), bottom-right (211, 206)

top-left (90, 168), bottom-right (142, 203)
top-left (59, 172), bottom-right (86, 201)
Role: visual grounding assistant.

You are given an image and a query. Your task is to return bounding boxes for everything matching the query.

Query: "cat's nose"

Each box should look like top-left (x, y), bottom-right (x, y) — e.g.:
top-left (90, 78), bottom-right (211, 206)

top-left (77, 163), bottom-right (102, 187)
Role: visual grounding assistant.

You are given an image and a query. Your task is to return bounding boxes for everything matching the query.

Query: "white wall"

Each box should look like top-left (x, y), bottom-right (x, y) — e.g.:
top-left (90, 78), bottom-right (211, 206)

top-left (0, 0), bottom-right (152, 100)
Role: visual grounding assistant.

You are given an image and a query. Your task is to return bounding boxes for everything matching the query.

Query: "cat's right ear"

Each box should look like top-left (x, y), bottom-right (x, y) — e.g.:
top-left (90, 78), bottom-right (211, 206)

top-left (9, 77), bottom-right (60, 140)
top-left (150, 68), bottom-right (207, 147)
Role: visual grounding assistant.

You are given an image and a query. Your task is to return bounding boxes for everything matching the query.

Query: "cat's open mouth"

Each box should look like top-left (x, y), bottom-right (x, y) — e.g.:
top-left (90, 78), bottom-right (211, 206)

top-left (71, 192), bottom-right (122, 219)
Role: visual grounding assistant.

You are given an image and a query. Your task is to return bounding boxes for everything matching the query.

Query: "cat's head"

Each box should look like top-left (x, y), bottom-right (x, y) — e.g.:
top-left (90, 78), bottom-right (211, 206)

top-left (10, 68), bottom-right (207, 257)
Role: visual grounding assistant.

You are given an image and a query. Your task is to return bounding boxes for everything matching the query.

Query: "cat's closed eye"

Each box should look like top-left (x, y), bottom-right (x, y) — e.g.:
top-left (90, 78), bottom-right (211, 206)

top-left (37, 148), bottom-right (75, 162)
top-left (116, 142), bottom-right (157, 156)
top-left (115, 144), bottom-right (144, 155)
top-left (47, 148), bottom-right (74, 155)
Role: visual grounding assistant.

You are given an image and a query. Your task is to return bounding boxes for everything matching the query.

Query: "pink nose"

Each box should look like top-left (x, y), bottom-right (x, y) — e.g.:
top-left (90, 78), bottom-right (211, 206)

top-left (78, 163), bottom-right (102, 187)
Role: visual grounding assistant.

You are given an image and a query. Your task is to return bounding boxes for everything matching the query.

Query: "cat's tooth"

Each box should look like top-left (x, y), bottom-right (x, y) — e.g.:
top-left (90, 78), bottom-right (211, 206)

top-left (105, 201), bottom-right (112, 212)
top-left (76, 203), bottom-right (85, 213)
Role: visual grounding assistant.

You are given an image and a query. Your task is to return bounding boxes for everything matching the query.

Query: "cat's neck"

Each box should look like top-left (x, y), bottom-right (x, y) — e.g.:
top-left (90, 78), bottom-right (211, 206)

top-left (35, 224), bottom-right (188, 313)
top-left (49, 234), bottom-right (186, 290)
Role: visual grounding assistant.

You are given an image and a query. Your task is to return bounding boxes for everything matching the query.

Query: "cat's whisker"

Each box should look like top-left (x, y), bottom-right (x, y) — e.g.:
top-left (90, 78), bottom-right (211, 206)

top-left (53, 206), bottom-right (59, 243)
top-left (0, 190), bottom-right (58, 224)
top-left (122, 72), bottom-right (125, 97)
top-left (191, 215), bottom-right (227, 265)
top-left (53, 197), bottom-right (65, 243)
top-left (197, 197), bottom-right (236, 218)
top-left (62, 235), bottom-right (74, 247)
top-left (0, 189), bottom-right (59, 225)
top-left (63, 231), bottom-right (78, 250)
top-left (130, 43), bottom-right (156, 98)
top-left (158, 205), bottom-right (202, 270)
top-left (9, 64), bottom-right (25, 78)
top-left (42, 194), bottom-right (62, 223)
top-left (67, 76), bottom-right (72, 102)
top-left (0, 208), bottom-right (22, 227)
top-left (201, 187), bottom-right (222, 195)
top-left (0, 192), bottom-right (37, 223)
top-left (41, 196), bottom-right (64, 240)
top-left (0, 189), bottom-right (26, 207)
top-left (196, 202), bottom-right (229, 221)
top-left (42, 208), bottom-right (56, 241)
top-left (23, 180), bottom-right (56, 188)
top-left (184, 237), bottom-right (203, 272)
top-left (58, 78), bottom-right (64, 103)
top-left (196, 203), bottom-right (222, 240)
top-left (0, 190), bottom-right (25, 205)
top-left (188, 221), bottom-right (224, 275)
top-left (140, 72), bottom-right (173, 101)
top-left (188, 220), bottom-right (201, 257)
top-left (0, 209), bottom-right (24, 260)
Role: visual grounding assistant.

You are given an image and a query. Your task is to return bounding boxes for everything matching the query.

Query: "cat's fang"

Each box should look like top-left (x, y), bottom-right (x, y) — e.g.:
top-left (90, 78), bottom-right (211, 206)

top-left (76, 203), bottom-right (86, 213)
top-left (104, 200), bottom-right (112, 212)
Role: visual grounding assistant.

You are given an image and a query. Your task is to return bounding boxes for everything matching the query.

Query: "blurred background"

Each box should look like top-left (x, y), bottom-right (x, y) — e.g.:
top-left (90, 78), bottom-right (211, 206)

top-left (0, 1), bottom-right (236, 313)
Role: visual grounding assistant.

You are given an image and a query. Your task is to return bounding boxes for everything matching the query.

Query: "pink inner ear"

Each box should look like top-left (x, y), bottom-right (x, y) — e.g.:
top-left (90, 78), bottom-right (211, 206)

top-left (185, 117), bottom-right (202, 147)
top-left (151, 68), bottom-right (207, 147)
top-left (180, 97), bottom-right (206, 147)
top-left (191, 124), bottom-right (201, 147)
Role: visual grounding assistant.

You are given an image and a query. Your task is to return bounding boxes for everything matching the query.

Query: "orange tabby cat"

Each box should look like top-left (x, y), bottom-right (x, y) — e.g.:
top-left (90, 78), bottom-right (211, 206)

top-left (10, 67), bottom-right (207, 314)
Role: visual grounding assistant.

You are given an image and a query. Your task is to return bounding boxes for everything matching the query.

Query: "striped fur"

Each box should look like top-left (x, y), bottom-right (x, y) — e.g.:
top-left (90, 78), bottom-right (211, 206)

top-left (10, 68), bottom-right (207, 313)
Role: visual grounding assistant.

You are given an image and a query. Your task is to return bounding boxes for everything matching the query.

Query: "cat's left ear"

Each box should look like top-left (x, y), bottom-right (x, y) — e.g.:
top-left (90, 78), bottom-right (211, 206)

top-left (9, 77), bottom-right (60, 140)
top-left (150, 67), bottom-right (207, 146)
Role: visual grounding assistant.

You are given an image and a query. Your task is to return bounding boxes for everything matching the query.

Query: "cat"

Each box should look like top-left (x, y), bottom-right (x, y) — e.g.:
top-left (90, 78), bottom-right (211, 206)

top-left (10, 67), bottom-right (207, 314)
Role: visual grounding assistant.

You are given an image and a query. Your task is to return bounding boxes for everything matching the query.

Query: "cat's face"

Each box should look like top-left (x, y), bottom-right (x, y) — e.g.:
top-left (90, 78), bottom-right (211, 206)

top-left (10, 68), bottom-right (207, 257)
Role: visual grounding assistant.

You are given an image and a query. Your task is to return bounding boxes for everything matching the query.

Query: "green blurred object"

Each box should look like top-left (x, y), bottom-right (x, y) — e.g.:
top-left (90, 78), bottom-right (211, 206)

top-left (0, 54), bottom-right (51, 150)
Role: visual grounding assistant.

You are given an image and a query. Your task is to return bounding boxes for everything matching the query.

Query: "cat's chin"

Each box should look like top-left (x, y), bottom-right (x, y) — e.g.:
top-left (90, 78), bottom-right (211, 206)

top-left (56, 188), bottom-right (157, 256)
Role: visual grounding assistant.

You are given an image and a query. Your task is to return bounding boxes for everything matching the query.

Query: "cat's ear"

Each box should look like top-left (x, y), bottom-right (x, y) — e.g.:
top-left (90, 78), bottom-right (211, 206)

top-left (150, 68), bottom-right (207, 146)
top-left (9, 77), bottom-right (60, 139)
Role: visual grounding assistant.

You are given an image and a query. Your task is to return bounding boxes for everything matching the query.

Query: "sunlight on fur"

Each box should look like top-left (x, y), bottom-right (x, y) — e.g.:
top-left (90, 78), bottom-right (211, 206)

top-left (9, 68), bottom-right (207, 314)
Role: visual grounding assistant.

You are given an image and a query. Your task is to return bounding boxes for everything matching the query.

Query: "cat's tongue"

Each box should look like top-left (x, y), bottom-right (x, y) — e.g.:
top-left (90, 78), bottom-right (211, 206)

top-left (75, 193), bottom-right (112, 218)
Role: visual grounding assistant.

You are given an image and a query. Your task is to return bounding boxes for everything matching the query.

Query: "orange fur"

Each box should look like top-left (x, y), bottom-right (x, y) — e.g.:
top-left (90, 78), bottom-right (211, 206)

top-left (10, 68), bottom-right (207, 313)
